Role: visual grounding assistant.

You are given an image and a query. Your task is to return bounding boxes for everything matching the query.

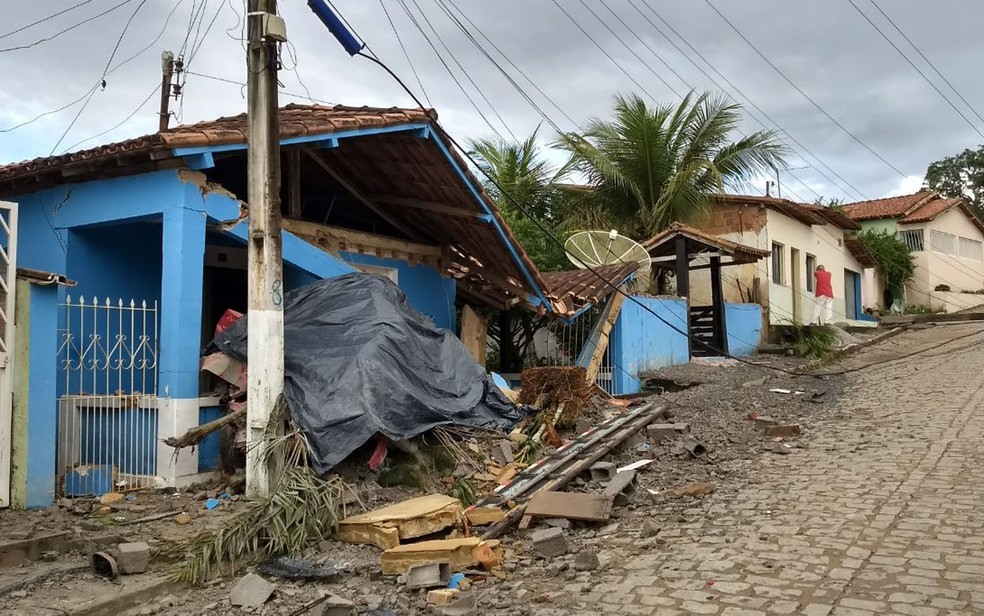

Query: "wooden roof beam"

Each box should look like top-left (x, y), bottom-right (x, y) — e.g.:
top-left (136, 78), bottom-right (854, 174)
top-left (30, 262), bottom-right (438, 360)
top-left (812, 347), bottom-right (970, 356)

top-left (369, 194), bottom-right (492, 221)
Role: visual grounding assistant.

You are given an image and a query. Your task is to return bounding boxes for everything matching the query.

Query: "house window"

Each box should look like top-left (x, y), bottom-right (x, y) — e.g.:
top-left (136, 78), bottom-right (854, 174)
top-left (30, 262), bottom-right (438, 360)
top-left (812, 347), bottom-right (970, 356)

top-left (771, 242), bottom-right (784, 284)
top-left (805, 254), bottom-right (816, 292)
top-left (930, 230), bottom-right (956, 255)
top-left (899, 229), bottom-right (924, 252)
top-left (959, 237), bottom-right (983, 261)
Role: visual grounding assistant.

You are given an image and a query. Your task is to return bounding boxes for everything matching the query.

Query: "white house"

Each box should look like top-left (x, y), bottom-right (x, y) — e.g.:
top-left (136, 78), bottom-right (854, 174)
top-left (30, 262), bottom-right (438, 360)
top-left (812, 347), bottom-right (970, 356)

top-left (842, 191), bottom-right (984, 312)
top-left (691, 194), bottom-right (877, 329)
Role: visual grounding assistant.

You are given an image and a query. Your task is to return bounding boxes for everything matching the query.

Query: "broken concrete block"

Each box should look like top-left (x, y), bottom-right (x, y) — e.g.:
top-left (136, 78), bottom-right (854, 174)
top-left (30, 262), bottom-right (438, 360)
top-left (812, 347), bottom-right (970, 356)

top-left (754, 416), bottom-right (777, 431)
top-left (312, 594), bottom-right (355, 616)
top-left (646, 423), bottom-right (690, 442)
top-left (543, 518), bottom-right (571, 529)
top-left (441, 591), bottom-right (476, 616)
top-left (406, 561), bottom-right (451, 589)
top-left (588, 461), bottom-right (616, 482)
top-left (490, 440), bottom-right (514, 466)
top-left (229, 572), bottom-right (275, 608)
top-left (531, 527), bottom-right (568, 558)
top-left (641, 520), bottom-right (661, 538)
top-left (681, 437), bottom-right (706, 457)
top-left (427, 589), bottom-right (460, 606)
top-left (574, 549), bottom-right (600, 572)
top-left (603, 469), bottom-right (637, 507)
top-left (115, 542), bottom-right (150, 574)
top-left (765, 424), bottom-right (801, 438)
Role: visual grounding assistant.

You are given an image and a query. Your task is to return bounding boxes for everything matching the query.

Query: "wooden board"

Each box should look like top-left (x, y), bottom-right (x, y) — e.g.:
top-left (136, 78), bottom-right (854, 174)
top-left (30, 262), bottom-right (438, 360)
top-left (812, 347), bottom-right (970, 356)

top-left (583, 292), bottom-right (626, 384)
top-left (380, 538), bottom-right (483, 575)
top-left (524, 491), bottom-right (614, 522)
top-left (465, 507), bottom-right (506, 526)
top-left (337, 494), bottom-right (463, 550)
top-left (459, 305), bottom-right (488, 366)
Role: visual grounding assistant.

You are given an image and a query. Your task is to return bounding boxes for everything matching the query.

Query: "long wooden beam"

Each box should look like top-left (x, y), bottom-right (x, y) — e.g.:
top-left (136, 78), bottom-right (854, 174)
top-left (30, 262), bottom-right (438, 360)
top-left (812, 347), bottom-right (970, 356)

top-left (282, 218), bottom-right (442, 259)
top-left (303, 150), bottom-right (420, 240)
top-left (369, 194), bottom-right (489, 220)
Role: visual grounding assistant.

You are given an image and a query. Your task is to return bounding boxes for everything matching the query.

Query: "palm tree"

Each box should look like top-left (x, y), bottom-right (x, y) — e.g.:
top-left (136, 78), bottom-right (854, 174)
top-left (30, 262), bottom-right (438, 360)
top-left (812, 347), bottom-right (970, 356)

top-left (557, 91), bottom-right (789, 239)
top-left (469, 129), bottom-right (573, 272)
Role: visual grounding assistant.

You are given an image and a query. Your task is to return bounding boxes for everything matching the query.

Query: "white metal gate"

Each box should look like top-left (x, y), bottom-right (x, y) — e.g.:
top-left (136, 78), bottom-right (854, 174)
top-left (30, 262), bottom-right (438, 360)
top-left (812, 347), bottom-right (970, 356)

top-left (0, 202), bottom-right (17, 508)
top-left (57, 296), bottom-right (159, 497)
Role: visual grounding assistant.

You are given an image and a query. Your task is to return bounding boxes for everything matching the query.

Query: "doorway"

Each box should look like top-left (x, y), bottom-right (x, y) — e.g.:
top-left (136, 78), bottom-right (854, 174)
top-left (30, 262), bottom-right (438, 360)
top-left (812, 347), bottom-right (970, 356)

top-left (844, 269), bottom-right (861, 320)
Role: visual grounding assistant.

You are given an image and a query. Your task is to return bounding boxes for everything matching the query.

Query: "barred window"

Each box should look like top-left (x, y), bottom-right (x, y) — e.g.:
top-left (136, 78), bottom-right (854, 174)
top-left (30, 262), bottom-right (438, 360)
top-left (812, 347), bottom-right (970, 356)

top-left (899, 229), bottom-right (924, 252)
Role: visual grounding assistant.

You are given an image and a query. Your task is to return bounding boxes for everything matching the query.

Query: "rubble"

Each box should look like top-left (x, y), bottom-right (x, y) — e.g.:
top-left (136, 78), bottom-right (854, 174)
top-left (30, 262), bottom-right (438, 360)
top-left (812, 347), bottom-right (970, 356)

top-left (337, 494), bottom-right (462, 550)
top-left (525, 491), bottom-right (613, 523)
top-left (379, 538), bottom-right (500, 575)
top-left (574, 549), bottom-right (600, 571)
top-left (588, 461), bottom-right (617, 482)
top-left (668, 483), bottom-right (716, 498)
top-left (464, 506), bottom-right (505, 526)
top-left (764, 424), bottom-right (802, 437)
top-left (405, 561), bottom-right (451, 589)
top-left (531, 527), bottom-right (568, 558)
top-left (312, 594), bottom-right (356, 616)
top-left (602, 470), bottom-right (637, 506)
top-left (229, 572), bottom-right (276, 608)
top-left (427, 589), bottom-right (460, 606)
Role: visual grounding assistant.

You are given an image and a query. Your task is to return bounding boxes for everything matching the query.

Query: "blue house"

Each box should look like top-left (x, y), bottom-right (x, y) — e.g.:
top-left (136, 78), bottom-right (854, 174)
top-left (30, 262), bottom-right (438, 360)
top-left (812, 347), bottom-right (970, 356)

top-left (1, 104), bottom-right (562, 509)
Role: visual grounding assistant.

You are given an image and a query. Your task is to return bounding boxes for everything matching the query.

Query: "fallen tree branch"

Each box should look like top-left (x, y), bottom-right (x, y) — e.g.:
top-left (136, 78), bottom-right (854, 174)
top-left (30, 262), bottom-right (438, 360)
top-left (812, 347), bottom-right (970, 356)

top-left (164, 407), bottom-right (245, 449)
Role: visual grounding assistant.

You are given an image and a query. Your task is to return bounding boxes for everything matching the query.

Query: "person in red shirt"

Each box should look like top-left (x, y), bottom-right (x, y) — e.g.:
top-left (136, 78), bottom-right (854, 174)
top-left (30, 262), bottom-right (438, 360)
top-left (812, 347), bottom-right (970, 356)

top-left (812, 265), bottom-right (834, 325)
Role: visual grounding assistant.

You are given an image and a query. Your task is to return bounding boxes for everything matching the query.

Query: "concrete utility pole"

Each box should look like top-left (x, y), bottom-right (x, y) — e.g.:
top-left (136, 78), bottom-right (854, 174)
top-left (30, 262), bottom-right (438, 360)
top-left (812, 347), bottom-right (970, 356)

top-left (158, 51), bottom-right (174, 132)
top-left (245, 0), bottom-right (285, 499)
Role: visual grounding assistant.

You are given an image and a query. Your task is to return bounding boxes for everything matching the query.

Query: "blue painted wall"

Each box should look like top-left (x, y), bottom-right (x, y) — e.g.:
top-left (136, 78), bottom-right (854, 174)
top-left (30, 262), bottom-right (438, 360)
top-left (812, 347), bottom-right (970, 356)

top-left (725, 303), bottom-right (762, 357)
top-left (609, 296), bottom-right (691, 395)
top-left (65, 221), bottom-right (163, 305)
top-left (23, 283), bottom-right (60, 508)
top-left (340, 252), bottom-right (457, 331)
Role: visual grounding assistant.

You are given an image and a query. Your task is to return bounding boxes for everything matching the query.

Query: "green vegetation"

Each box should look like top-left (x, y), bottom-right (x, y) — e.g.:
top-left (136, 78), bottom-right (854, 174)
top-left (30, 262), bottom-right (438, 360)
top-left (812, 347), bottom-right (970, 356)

top-left (925, 145), bottom-right (984, 217)
top-left (858, 229), bottom-right (916, 303)
top-left (789, 323), bottom-right (837, 359)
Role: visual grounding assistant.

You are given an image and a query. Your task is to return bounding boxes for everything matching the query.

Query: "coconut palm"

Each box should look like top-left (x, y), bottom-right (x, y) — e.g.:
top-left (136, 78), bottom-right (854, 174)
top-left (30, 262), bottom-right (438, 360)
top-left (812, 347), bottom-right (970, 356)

top-left (557, 91), bottom-right (789, 239)
top-left (469, 129), bottom-right (573, 272)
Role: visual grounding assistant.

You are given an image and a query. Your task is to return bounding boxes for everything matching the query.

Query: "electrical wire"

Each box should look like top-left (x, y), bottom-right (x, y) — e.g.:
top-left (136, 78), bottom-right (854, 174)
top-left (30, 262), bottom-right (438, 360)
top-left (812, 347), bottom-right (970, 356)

top-left (846, 0), bottom-right (984, 140)
top-left (704, 0), bottom-right (909, 180)
top-left (380, 0), bottom-right (432, 108)
top-left (868, 0), bottom-right (984, 129)
top-left (184, 70), bottom-right (337, 105)
top-left (0, 0), bottom-right (102, 40)
top-left (61, 82), bottom-right (160, 153)
top-left (629, 0), bottom-right (868, 199)
top-left (50, 0), bottom-right (150, 155)
top-left (0, 85), bottom-right (100, 134)
top-left (0, 0), bottom-right (138, 53)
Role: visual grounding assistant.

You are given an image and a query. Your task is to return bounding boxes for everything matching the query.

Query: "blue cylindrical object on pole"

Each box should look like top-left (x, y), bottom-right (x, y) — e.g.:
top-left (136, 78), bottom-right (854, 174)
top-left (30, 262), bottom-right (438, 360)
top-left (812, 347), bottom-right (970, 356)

top-left (307, 0), bottom-right (364, 56)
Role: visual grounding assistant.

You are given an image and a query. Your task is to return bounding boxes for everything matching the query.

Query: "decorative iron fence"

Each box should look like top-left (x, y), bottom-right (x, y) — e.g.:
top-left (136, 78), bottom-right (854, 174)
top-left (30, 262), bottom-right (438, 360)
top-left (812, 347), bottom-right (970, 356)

top-left (57, 297), bottom-right (160, 496)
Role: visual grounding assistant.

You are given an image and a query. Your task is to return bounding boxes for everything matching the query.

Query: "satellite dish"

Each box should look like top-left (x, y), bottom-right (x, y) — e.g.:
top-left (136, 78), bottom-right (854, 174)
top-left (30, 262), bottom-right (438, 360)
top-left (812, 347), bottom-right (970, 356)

top-left (564, 230), bottom-right (652, 291)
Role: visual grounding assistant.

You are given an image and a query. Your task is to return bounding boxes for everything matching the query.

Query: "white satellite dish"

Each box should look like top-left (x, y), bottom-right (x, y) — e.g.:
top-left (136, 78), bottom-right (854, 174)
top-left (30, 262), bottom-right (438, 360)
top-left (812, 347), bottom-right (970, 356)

top-left (564, 229), bottom-right (652, 291)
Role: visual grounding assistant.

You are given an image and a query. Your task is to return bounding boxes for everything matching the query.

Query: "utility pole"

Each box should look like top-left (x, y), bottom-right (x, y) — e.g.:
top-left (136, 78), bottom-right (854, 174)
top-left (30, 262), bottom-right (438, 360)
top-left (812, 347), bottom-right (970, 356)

top-left (159, 51), bottom-right (175, 132)
top-left (245, 0), bottom-right (285, 499)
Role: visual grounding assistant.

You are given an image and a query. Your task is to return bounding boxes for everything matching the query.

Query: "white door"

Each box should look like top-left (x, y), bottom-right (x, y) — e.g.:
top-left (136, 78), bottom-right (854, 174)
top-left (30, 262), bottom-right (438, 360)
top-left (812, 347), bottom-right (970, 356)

top-left (0, 201), bottom-right (18, 508)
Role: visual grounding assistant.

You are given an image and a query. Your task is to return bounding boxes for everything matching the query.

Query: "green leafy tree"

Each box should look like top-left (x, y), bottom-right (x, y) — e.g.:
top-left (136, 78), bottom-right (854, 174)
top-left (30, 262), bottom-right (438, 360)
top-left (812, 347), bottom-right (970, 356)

top-left (859, 229), bottom-right (916, 302)
top-left (556, 91), bottom-right (789, 239)
top-left (925, 146), bottom-right (984, 216)
top-left (469, 130), bottom-right (573, 272)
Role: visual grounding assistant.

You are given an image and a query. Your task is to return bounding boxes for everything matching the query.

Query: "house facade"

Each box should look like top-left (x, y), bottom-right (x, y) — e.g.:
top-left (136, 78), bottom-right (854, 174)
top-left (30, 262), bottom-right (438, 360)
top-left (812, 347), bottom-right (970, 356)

top-left (0, 104), bottom-right (566, 509)
top-left (842, 191), bottom-right (984, 311)
top-left (692, 194), bottom-right (877, 330)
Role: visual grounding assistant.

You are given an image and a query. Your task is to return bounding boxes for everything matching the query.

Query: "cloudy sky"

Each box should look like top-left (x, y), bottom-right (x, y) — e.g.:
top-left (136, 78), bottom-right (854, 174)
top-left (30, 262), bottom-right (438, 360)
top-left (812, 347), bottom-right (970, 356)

top-left (2, 0), bottom-right (982, 203)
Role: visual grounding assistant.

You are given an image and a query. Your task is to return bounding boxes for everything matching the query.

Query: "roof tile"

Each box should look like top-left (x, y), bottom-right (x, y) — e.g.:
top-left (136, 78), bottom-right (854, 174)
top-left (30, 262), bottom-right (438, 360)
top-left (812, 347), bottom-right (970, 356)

top-left (841, 191), bottom-right (936, 221)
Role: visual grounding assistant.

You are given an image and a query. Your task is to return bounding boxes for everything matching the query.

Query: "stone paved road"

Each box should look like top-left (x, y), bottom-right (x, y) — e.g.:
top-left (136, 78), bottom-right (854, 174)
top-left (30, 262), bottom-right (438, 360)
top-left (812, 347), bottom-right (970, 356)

top-left (557, 323), bottom-right (984, 616)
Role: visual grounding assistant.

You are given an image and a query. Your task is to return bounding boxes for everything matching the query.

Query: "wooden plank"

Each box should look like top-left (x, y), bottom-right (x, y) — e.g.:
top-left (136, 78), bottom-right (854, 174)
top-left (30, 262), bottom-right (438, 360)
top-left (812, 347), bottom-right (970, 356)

top-left (459, 305), bottom-right (488, 365)
top-left (282, 218), bottom-right (442, 259)
top-left (524, 491), bottom-right (613, 522)
top-left (337, 494), bottom-right (463, 550)
top-left (380, 538), bottom-right (483, 575)
top-left (582, 292), bottom-right (626, 384)
top-left (465, 507), bottom-right (506, 526)
top-left (369, 194), bottom-right (487, 220)
top-left (287, 150), bottom-right (302, 218)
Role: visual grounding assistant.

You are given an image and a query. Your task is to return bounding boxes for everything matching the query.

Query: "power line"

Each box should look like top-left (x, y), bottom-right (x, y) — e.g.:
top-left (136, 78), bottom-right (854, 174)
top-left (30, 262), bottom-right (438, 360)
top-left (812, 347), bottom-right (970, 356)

top-left (635, 0), bottom-right (868, 201)
top-left (0, 85), bottom-right (99, 133)
top-left (50, 0), bottom-right (150, 154)
top-left (846, 0), bottom-right (984, 141)
top-left (0, 0), bottom-right (138, 53)
top-left (380, 0), bottom-right (432, 108)
top-left (0, 0), bottom-right (102, 40)
top-left (184, 70), bottom-right (337, 105)
top-left (704, 0), bottom-right (909, 180)
top-left (868, 0), bottom-right (984, 129)
top-left (61, 82), bottom-right (159, 153)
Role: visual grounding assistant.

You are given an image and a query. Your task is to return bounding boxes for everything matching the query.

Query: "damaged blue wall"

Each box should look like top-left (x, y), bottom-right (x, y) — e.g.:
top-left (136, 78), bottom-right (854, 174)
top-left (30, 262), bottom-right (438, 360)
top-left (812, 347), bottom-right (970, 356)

top-left (608, 298), bottom-right (762, 395)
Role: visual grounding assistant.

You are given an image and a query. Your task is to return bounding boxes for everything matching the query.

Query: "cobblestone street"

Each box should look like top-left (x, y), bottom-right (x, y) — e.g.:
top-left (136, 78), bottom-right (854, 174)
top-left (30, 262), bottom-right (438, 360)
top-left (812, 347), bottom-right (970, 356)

top-left (552, 323), bottom-right (984, 616)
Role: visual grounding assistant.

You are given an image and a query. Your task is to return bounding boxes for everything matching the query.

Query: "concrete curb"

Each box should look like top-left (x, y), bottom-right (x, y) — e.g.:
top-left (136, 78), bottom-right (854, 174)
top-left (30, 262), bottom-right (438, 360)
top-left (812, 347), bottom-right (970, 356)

top-left (68, 576), bottom-right (182, 616)
top-left (881, 311), bottom-right (984, 326)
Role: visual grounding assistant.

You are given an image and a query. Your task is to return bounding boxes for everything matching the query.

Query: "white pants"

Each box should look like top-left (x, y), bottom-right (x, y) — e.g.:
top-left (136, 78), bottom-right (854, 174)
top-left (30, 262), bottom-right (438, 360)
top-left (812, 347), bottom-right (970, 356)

top-left (812, 296), bottom-right (833, 325)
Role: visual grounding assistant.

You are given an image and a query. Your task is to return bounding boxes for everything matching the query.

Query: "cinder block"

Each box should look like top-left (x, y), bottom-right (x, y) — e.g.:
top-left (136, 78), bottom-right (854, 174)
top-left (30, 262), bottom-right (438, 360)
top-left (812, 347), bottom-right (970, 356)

top-left (406, 561), bottom-right (451, 589)
top-left (531, 527), bottom-right (568, 558)
top-left (603, 470), bottom-right (637, 507)
top-left (588, 461), bottom-right (616, 482)
top-left (115, 542), bottom-right (150, 574)
top-left (646, 423), bottom-right (690, 442)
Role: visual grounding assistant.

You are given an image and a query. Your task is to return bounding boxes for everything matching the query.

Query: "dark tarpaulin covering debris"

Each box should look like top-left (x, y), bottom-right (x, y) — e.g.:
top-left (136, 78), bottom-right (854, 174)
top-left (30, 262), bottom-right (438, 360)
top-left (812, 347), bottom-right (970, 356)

top-left (210, 274), bottom-right (526, 473)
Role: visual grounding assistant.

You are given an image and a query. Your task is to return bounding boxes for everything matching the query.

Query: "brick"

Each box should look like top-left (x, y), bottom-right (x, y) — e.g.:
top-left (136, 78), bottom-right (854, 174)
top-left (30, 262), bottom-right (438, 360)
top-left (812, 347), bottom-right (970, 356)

top-left (764, 424), bottom-right (801, 438)
top-left (427, 589), bottom-right (459, 606)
